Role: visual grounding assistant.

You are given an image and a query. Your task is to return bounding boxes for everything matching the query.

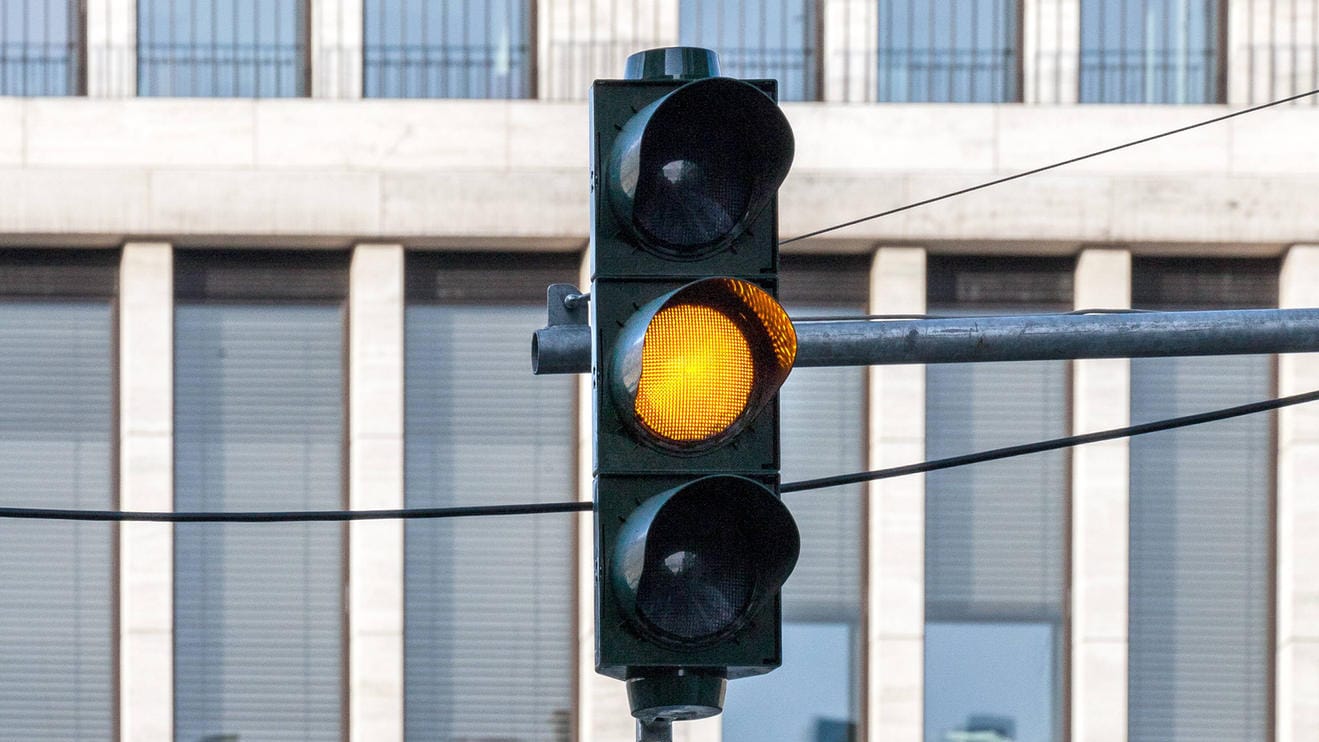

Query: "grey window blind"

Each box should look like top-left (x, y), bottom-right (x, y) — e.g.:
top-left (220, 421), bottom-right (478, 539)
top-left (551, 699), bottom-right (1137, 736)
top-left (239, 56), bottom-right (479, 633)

top-left (1128, 355), bottom-right (1271, 742)
top-left (925, 258), bottom-right (1071, 619)
top-left (925, 353), bottom-right (1068, 617)
top-left (405, 255), bottom-right (575, 741)
top-left (174, 304), bottom-right (344, 741)
top-left (1128, 258), bottom-right (1275, 742)
top-left (778, 322), bottom-right (864, 622)
top-left (776, 257), bottom-right (868, 621)
top-left (0, 300), bottom-right (113, 740)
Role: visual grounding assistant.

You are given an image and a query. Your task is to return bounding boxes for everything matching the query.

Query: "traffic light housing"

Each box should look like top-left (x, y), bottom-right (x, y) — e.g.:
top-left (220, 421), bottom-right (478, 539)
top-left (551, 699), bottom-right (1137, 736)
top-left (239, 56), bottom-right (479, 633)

top-left (590, 47), bottom-right (799, 724)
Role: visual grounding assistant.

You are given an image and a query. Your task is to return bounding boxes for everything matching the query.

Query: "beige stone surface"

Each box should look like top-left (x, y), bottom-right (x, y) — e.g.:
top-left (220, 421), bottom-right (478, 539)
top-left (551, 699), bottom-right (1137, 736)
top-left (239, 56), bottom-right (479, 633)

top-left (118, 242), bottom-right (174, 742)
top-left (866, 247), bottom-right (925, 742)
top-left (348, 244), bottom-right (405, 742)
top-left (1071, 248), bottom-right (1130, 742)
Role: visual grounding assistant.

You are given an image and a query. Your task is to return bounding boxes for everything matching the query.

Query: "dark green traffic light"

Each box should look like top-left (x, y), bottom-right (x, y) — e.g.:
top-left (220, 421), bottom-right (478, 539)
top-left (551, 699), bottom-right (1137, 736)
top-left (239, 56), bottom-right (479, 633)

top-left (590, 46), bottom-right (799, 730)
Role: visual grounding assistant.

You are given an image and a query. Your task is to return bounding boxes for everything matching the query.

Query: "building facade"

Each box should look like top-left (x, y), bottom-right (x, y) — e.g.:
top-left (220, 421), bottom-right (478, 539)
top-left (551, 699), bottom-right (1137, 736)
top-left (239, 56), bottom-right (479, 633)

top-left (1, 1), bottom-right (1318, 741)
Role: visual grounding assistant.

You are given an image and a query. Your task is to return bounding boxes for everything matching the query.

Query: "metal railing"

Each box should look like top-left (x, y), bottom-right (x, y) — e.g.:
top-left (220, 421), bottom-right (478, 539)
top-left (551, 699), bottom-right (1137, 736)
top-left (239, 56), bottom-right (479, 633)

top-left (876, 0), bottom-right (1021, 103)
top-left (876, 48), bottom-right (1019, 102)
top-left (363, 42), bottom-right (532, 99)
top-left (363, 0), bottom-right (533, 99)
top-left (136, 0), bottom-right (308, 97)
top-left (1079, 50), bottom-right (1218, 103)
top-left (0, 0), bottom-right (82, 95)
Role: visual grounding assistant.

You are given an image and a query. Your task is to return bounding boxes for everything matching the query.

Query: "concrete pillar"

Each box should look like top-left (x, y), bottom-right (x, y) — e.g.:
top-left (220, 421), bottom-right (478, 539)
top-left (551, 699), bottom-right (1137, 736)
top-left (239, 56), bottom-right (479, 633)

top-left (347, 244), bottom-right (405, 742)
top-left (118, 242), bottom-right (173, 742)
top-left (311, 0), bottom-right (364, 98)
top-left (823, 0), bottom-right (879, 102)
top-left (865, 246), bottom-right (926, 742)
top-left (1228, 0), bottom-right (1319, 106)
top-left (1277, 244), bottom-right (1319, 742)
top-left (537, 0), bottom-right (679, 101)
top-left (86, 0), bottom-right (136, 96)
top-left (1070, 248), bottom-right (1131, 742)
top-left (1023, 0), bottom-right (1081, 103)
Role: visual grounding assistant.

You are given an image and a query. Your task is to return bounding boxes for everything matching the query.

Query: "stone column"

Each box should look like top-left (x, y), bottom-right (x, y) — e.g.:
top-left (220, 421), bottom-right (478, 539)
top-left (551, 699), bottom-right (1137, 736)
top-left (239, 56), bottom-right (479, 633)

top-left (865, 246), bottom-right (926, 742)
top-left (1070, 248), bottom-right (1131, 742)
top-left (823, 0), bottom-right (879, 102)
top-left (86, 0), bottom-right (136, 96)
top-left (1277, 244), bottom-right (1319, 742)
top-left (1227, 0), bottom-right (1319, 106)
top-left (348, 244), bottom-right (405, 741)
top-left (1023, 0), bottom-right (1081, 103)
top-left (118, 242), bottom-right (174, 742)
top-left (311, 0), bottom-right (365, 98)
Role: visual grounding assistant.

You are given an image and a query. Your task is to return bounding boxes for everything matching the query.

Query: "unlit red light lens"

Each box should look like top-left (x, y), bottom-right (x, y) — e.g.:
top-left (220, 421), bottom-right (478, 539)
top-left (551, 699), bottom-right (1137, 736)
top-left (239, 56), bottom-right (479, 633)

top-left (635, 304), bottom-right (754, 443)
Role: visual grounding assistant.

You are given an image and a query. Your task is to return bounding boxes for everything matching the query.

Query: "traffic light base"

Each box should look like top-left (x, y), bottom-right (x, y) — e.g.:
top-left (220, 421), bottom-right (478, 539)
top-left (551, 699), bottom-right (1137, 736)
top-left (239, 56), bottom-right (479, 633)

top-left (626, 672), bottom-right (725, 724)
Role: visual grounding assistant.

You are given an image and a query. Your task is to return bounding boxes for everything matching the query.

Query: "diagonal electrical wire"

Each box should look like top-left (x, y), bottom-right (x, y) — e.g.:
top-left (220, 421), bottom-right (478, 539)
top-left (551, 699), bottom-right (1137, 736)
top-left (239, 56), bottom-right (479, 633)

top-left (1, 389), bottom-right (1315, 521)
top-left (780, 387), bottom-right (1319, 493)
top-left (779, 87), bottom-right (1319, 246)
top-left (0, 500), bottom-right (592, 523)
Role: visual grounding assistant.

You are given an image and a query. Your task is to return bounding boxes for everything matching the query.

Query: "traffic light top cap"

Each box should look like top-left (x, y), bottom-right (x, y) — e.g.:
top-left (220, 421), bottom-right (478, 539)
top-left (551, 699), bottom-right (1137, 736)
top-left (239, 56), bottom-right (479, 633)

top-left (624, 47), bottom-right (721, 81)
top-left (606, 76), bottom-right (795, 259)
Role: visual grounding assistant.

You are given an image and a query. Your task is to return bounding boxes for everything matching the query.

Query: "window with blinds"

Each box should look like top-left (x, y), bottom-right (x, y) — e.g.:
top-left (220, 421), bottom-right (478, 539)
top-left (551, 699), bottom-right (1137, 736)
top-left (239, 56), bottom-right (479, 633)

top-left (679, 0), bottom-right (820, 102)
top-left (924, 257), bottom-right (1071, 742)
top-left (1128, 258), bottom-right (1276, 742)
top-left (0, 253), bottom-right (115, 739)
top-left (174, 252), bottom-right (348, 741)
top-left (724, 256), bottom-right (867, 742)
top-left (404, 253), bottom-right (576, 742)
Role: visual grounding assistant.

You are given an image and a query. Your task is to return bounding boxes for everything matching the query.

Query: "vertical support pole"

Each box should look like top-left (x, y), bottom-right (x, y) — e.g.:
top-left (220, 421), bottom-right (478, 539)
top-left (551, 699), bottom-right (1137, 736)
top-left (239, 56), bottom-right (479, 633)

top-left (1070, 247), bottom-right (1131, 742)
top-left (348, 244), bottom-right (405, 741)
top-left (118, 242), bottom-right (174, 742)
top-left (1277, 244), bottom-right (1319, 742)
top-left (86, 0), bottom-right (137, 96)
top-left (1023, 0), bottom-right (1081, 103)
top-left (864, 246), bottom-right (926, 742)
top-left (311, 0), bottom-right (365, 98)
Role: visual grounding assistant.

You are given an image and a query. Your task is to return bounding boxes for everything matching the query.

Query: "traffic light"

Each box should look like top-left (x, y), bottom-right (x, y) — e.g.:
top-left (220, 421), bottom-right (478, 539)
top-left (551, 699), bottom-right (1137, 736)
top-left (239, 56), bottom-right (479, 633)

top-left (590, 47), bottom-right (800, 726)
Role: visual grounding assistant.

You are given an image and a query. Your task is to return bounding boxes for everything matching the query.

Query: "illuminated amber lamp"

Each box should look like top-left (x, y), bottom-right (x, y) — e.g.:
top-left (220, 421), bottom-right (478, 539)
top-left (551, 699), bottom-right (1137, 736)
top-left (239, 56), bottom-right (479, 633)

top-left (610, 277), bottom-right (797, 452)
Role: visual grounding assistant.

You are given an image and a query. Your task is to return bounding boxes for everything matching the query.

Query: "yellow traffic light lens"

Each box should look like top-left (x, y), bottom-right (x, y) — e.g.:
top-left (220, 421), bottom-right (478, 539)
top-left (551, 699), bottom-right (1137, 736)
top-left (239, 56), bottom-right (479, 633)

top-left (635, 304), bottom-right (754, 443)
top-left (610, 277), bottom-right (797, 452)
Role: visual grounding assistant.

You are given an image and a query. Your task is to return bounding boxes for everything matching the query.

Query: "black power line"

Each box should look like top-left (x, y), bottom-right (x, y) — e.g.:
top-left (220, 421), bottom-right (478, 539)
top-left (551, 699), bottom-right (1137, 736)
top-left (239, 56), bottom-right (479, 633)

top-left (779, 87), bottom-right (1319, 246)
top-left (780, 387), bottom-right (1319, 493)
top-left (1, 388), bottom-right (1314, 522)
top-left (0, 500), bottom-right (591, 523)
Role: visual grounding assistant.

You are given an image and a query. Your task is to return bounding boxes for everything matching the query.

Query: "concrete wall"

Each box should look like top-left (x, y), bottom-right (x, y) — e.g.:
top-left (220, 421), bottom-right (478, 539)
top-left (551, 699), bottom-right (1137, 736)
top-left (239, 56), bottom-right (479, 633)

top-left (0, 98), bottom-right (1315, 250)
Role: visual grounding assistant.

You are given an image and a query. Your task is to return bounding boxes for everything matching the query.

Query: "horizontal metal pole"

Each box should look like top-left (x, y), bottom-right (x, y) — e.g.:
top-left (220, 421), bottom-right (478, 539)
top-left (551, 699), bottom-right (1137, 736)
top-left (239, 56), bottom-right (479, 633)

top-left (532, 308), bottom-right (1319, 374)
top-left (795, 308), bottom-right (1319, 366)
